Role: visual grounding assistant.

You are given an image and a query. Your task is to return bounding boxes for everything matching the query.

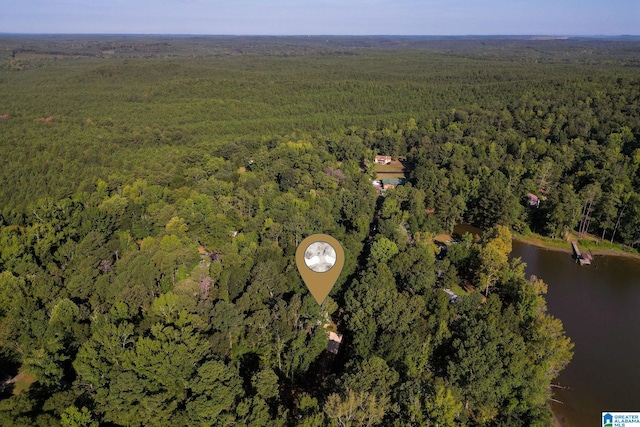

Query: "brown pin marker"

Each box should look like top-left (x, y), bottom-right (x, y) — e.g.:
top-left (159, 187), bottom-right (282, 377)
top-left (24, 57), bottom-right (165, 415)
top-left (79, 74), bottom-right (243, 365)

top-left (295, 234), bottom-right (344, 305)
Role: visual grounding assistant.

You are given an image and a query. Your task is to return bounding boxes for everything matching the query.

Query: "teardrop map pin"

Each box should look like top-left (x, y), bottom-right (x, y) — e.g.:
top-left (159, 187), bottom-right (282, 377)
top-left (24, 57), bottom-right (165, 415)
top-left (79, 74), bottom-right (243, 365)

top-left (296, 234), bottom-right (344, 305)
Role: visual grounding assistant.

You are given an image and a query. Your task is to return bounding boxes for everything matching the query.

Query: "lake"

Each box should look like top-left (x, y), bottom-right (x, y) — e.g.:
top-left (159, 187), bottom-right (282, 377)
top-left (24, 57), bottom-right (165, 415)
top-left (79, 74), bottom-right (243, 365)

top-left (511, 241), bottom-right (640, 427)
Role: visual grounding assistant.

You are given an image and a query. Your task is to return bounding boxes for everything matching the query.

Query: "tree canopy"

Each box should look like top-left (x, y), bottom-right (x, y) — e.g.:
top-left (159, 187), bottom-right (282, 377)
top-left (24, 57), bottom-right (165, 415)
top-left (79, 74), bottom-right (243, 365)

top-left (4, 34), bottom-right (638, 426)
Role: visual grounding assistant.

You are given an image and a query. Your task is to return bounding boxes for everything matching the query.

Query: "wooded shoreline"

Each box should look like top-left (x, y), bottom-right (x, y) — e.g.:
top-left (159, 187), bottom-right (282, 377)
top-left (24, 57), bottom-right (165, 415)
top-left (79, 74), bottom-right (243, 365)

top-left (513, 234), bottom-right (640, 261)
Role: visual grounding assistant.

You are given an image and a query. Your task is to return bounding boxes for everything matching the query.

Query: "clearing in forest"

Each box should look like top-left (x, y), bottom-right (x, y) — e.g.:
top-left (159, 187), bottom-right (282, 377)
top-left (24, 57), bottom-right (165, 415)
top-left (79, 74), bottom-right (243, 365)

top-left (374, 159), bottom-right (408, 179)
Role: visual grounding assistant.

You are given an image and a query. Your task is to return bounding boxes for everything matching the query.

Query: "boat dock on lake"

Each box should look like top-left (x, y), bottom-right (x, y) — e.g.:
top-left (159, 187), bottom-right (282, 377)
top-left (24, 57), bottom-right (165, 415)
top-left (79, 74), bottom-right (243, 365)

top-left (571, 241), bottom-right (592, 265)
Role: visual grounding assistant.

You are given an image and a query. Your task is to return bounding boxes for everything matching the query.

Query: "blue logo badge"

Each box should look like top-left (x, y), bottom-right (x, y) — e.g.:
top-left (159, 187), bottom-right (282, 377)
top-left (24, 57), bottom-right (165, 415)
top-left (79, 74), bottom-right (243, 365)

top-left (603, 413), bottom-right (613, 427)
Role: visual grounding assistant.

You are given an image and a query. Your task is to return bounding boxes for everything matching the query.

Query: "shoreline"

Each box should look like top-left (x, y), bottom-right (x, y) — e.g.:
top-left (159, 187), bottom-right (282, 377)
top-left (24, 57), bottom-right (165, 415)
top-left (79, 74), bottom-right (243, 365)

top-left (512, 234), bottom-right (640, 261)
top-left (516, 233), bottom-right (638, 427)
top-left (553, 410), bottom-right (564, 427)
top-left (553, 409), bottom-right (571, 427)
top-left (514, 232), bottom-right (640, 427)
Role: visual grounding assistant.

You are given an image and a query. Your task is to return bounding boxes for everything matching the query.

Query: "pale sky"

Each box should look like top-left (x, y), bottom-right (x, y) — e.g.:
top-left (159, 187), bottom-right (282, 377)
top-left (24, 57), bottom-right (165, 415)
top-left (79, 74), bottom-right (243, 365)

top-left (1, 0), bottom-right (638, 35)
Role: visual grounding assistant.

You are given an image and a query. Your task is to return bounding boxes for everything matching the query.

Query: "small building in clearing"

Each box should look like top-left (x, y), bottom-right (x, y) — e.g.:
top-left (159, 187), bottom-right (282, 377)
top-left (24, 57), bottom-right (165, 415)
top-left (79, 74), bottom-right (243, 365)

top-left (527, 193), bottom-right (540, 208)
top-left (443, 288), bottom-right (458, 303)
top-left (375, 155), bottom-right (392, 165)
top-left (327, 331), bottom-right (343, 354)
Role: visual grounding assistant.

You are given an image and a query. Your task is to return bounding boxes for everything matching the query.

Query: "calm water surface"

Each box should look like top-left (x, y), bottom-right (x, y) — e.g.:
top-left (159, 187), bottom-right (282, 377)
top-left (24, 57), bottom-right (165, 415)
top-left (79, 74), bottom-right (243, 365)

top-left (511, 241), bottom-right (640, 427)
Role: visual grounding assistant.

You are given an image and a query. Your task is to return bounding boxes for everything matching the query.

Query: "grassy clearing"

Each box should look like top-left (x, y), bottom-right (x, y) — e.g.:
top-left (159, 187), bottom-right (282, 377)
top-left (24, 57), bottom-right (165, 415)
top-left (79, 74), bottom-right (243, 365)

top-left (12, 372), bottom-right (36, 395)
top-left (375, 172), bottom-right (406, 179)
top-left (374, 160), bottom-right (408, 179)
top-left (448, 282), bottom-right (467, 296)
top-left (577, 239), bottom-right (639, 256)
top-left (434, 233), bottom-right (453, 244)
top-left (373, 162), bottom-right (405, 174)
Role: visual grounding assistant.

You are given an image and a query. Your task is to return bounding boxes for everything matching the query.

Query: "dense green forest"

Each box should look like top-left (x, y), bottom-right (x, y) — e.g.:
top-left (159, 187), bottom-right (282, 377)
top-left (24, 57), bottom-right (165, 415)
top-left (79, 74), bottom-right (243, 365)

top-left (0, 36), bottom-right (638, 426)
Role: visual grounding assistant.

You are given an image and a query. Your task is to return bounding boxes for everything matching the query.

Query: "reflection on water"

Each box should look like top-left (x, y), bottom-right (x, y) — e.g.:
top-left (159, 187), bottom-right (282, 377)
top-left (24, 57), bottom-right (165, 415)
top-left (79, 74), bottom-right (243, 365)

top-left (511, 241), bottom-right (640, 427)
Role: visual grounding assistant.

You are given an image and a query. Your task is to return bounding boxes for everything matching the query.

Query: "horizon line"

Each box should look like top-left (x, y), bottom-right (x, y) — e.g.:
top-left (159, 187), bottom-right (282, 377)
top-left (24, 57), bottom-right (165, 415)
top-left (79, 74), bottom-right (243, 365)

top-left (1, 32), bottom-right (639, 38)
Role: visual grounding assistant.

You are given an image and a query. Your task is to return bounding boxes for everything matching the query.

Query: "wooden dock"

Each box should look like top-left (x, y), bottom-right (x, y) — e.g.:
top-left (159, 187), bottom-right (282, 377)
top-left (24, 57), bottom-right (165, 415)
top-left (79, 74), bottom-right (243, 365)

top-left (571, 241), bottom-right (592, 265)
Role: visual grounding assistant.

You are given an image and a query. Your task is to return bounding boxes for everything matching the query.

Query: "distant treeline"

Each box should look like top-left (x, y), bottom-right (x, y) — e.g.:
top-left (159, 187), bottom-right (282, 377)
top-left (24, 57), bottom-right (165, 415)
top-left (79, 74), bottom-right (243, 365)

top-left (2, 34), bottom-right (640, 62)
